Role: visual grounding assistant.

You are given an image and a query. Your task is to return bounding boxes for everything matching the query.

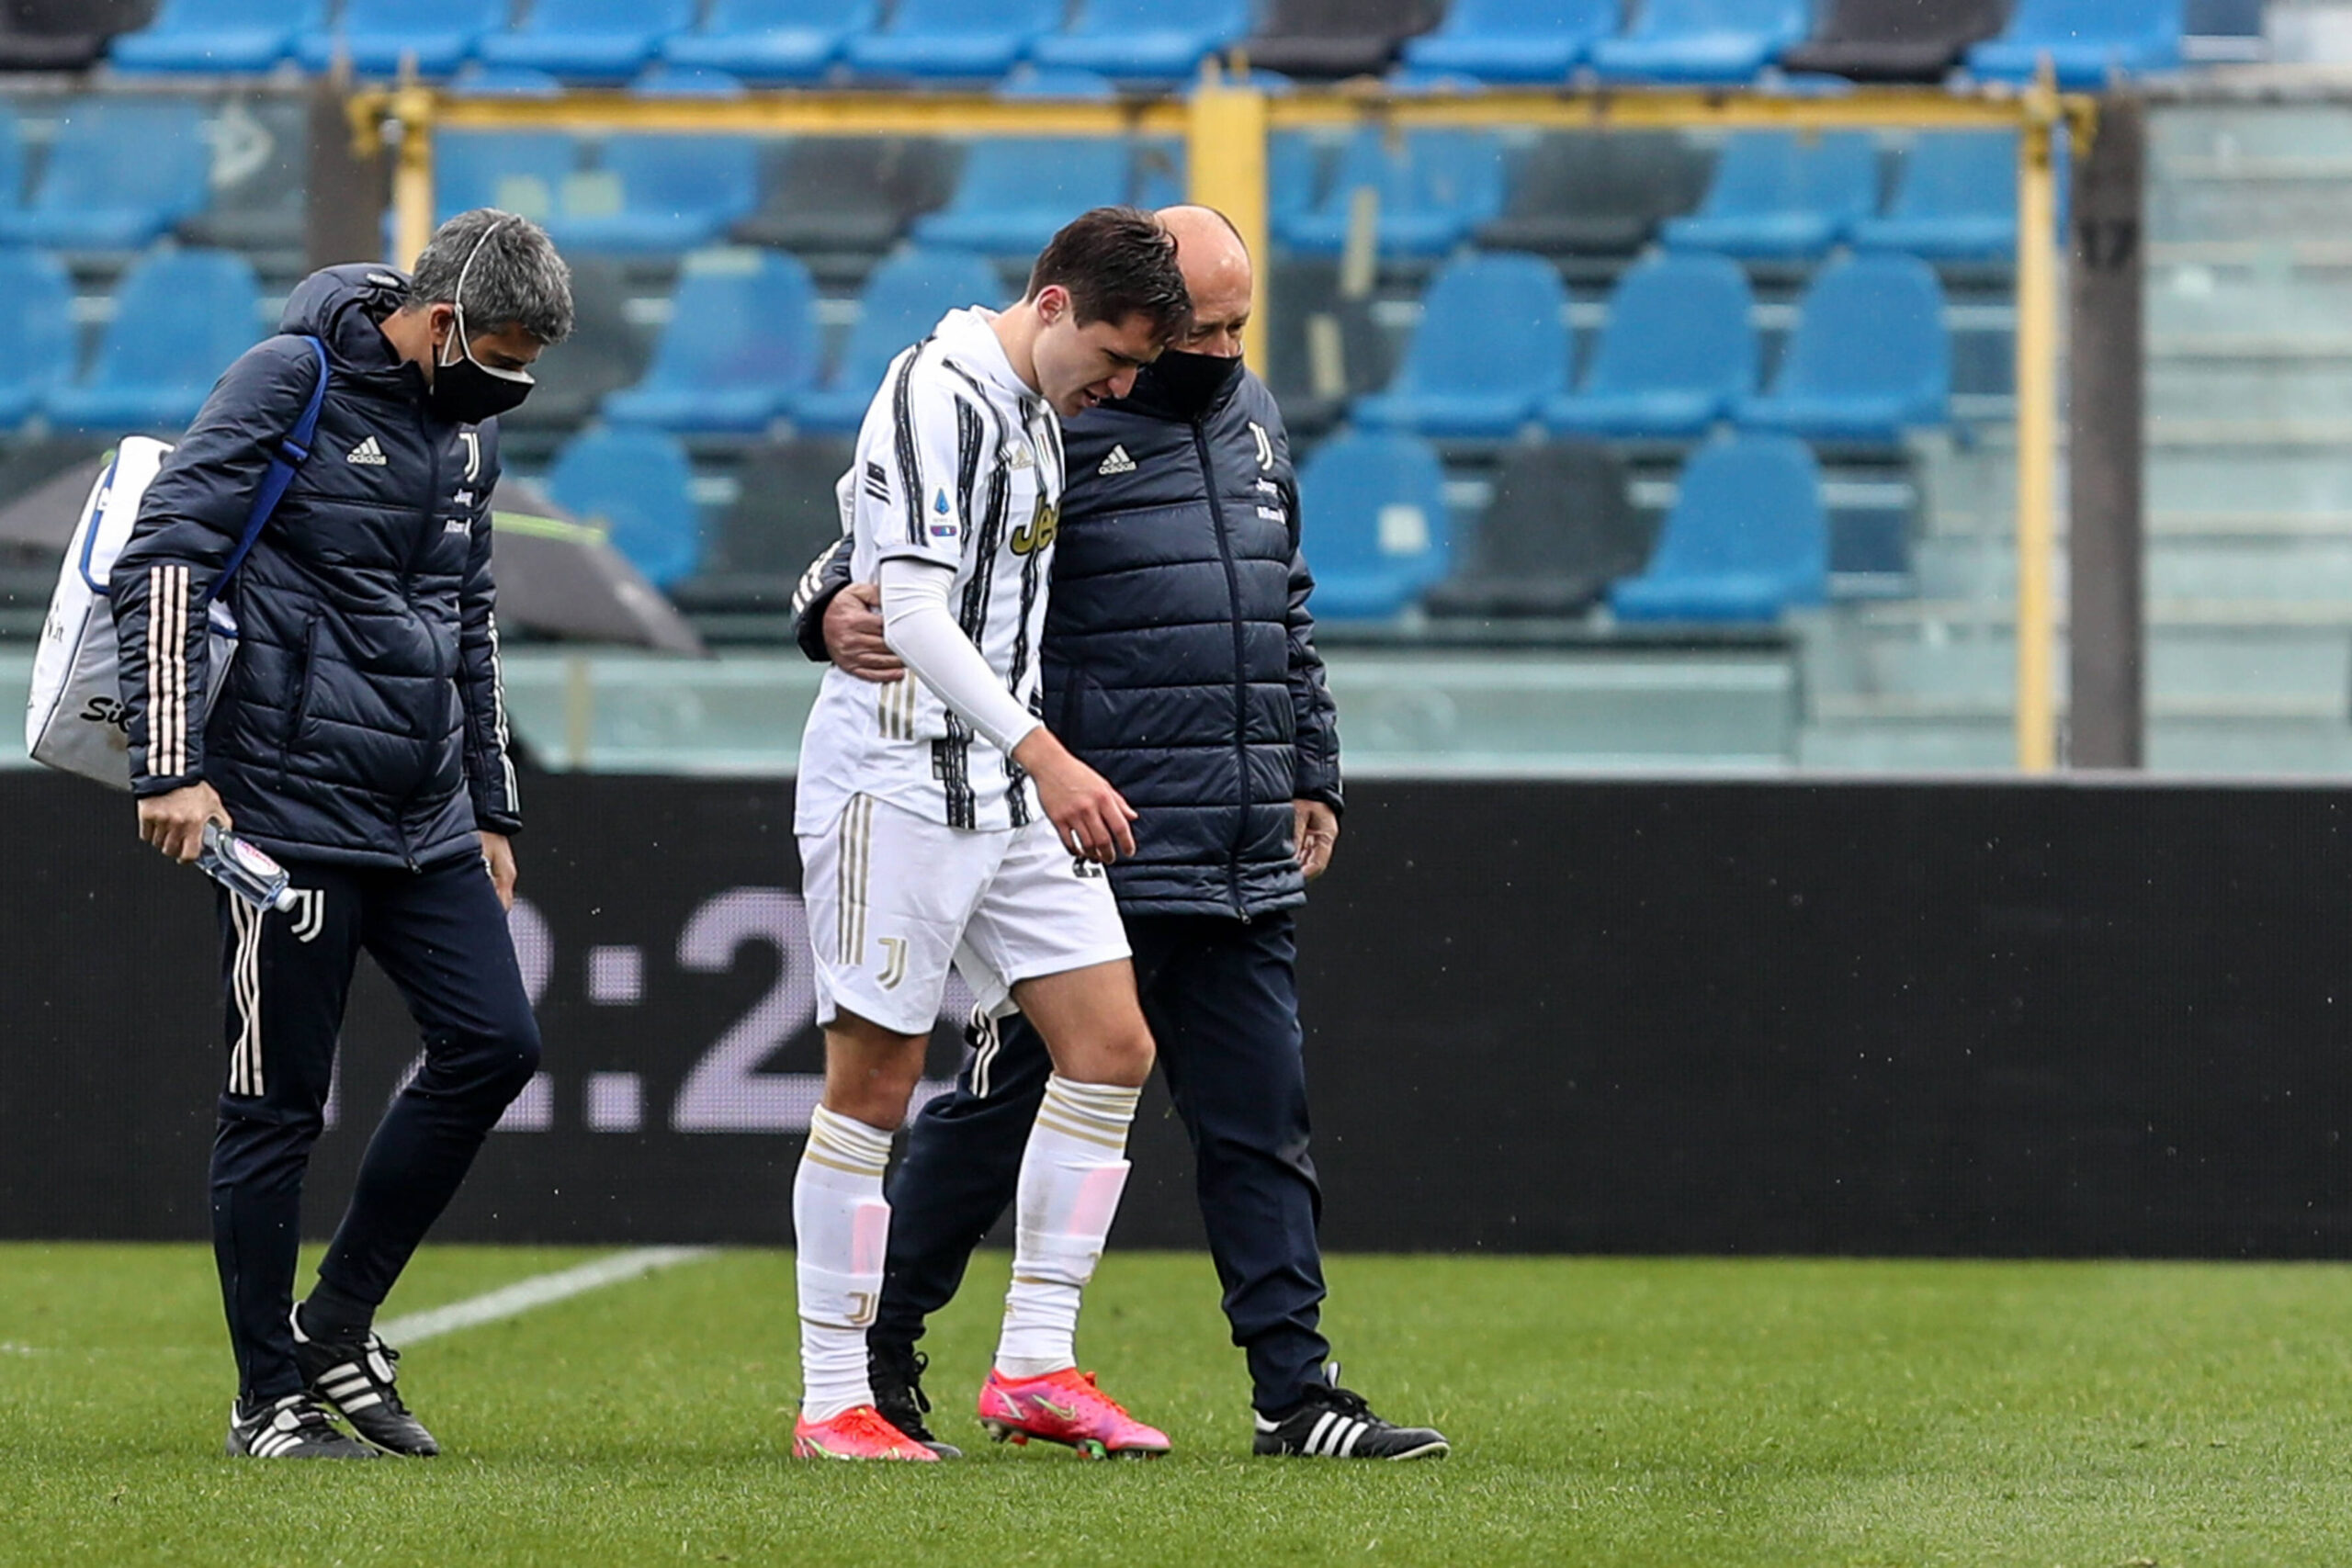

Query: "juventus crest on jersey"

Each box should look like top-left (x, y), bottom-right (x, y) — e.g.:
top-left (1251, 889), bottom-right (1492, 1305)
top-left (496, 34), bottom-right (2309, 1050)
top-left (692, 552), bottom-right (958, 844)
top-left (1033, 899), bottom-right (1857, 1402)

top-left (796, 307), bottom-right (1068, 838)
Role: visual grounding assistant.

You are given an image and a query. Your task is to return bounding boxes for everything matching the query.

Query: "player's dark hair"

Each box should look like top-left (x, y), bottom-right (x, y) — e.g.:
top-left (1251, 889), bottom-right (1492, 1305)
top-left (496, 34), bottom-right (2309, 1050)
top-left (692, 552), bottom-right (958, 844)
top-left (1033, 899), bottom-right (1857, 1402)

top-left (1023, 206), bottom-right (1191, 340)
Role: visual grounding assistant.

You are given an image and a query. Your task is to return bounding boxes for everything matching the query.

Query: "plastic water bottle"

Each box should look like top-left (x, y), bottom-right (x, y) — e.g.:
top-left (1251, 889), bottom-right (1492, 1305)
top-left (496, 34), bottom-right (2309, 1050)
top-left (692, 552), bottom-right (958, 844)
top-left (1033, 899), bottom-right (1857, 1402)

top-left (198, 821), bottom-right (297, 912)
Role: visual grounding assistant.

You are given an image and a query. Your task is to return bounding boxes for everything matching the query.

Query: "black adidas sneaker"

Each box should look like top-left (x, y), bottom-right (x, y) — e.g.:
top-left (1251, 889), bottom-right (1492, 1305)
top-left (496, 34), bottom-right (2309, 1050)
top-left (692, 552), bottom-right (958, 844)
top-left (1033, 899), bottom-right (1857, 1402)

top-left (292, 1308), bottom-right (439, 1457)
top-left (869, 1344), bottom-right (963, 1459)
top-left (226, 1393), bottom-right (379, 1460)
top-left (1252, 1366), bottom-right (1449, 1461)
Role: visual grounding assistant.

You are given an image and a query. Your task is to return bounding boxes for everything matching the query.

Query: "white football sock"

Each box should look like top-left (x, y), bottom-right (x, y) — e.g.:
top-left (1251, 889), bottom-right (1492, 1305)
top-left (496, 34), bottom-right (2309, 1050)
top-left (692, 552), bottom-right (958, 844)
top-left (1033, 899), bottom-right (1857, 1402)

top-left (995, 1076), bottom-right (1139, 1380)
top-left (794, 1103), bottom-right (895, 1422)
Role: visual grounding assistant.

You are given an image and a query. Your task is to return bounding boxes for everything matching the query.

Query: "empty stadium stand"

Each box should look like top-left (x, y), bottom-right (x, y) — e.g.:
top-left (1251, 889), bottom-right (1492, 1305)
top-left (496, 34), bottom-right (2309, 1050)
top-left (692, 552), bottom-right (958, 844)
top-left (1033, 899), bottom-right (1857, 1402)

top-left (110, 0), bottom-right (323, 73)
top-left (1588, 0), bottom-right (1812, 81)
top-left (1352, 252), bottom-right (1569, 438)
top-left (1611, 436), bottom-right (1828, 623)
top-left (1780, 0), bottom-right (2012, 81)
top-left (1296, 428), bottom-right (1453, 620)
top-left (1425, 440), bottom-right (1649, 618)
top-left (603, 250), bottom-right (821, 434)
top-left (661, 0), bottom-right (875, 81)
top-left (1399, 0), bottom-right (1622, 80)
top-left (1029, 0), bottom-right (1251, 83)
top-left (546, 425), bottom-right (705, 587)
top-left (1660, 130), bottom-right (1878, 261)
top-left (1544, 252), bottom-right (1758, 440)
top-left (46, 249), bottom-right (263, 434)
top-left (1736, 254), bottom-right (1951, 444)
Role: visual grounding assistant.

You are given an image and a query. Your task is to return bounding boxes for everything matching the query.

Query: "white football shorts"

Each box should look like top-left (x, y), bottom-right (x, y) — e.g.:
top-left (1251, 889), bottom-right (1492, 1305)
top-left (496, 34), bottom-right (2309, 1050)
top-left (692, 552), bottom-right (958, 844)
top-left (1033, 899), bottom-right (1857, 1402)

top-left (799, 793), bottom-right (1131, 1037)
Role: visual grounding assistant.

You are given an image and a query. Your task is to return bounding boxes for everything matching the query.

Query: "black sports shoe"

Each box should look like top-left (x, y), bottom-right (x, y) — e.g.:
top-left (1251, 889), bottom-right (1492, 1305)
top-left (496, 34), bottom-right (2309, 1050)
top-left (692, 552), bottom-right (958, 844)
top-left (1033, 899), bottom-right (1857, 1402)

top-left (1252, 1365), bottom-right (1449, 1461)
top-left (292, 1307), bottom-right (439, 1457)
top-left (868, 1344), bottom-right (963, 1459)
top-left (225, 1393), bottom-right (379, 1459)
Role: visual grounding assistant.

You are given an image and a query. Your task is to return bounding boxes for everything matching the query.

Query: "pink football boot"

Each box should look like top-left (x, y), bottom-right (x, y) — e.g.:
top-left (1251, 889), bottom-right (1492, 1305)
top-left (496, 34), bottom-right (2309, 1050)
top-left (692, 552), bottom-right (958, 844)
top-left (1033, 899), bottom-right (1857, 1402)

top-left (977, 1367), bottom-right (1170, 1460)
top-left (792, 1404), bottom-right (942, 1461)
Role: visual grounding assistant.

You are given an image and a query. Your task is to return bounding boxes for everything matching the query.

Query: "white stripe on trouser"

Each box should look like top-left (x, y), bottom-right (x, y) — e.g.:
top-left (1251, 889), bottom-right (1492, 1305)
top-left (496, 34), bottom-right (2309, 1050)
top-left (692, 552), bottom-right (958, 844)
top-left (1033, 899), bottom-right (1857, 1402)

top-left (228, 896), bottom-right (264, 1096)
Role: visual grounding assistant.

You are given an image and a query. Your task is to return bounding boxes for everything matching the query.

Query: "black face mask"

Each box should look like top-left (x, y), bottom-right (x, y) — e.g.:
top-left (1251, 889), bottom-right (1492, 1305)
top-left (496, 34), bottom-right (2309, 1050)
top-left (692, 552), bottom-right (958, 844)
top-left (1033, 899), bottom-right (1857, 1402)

top-left (429, 309), bottom-right (534, 425)
top-left (1137, 347), bottom-right (1244, 416)
top-left (426, 219), bottom-right (537, 425)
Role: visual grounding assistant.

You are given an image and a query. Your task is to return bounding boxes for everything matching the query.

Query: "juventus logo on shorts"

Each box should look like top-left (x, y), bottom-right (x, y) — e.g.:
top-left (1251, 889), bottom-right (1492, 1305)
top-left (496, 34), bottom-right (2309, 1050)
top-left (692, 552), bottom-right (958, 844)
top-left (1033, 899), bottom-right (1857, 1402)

top-left (282, 888), bottom-right (326, 944)
top-left (876, 936), bottom-right (909, 990)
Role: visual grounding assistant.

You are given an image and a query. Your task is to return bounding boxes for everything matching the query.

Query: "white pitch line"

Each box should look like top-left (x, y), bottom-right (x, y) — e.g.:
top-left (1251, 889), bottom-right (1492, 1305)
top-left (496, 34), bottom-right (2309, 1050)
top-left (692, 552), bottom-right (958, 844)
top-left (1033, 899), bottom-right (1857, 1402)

top-left (379, 1247), bottom-right (718, 1346)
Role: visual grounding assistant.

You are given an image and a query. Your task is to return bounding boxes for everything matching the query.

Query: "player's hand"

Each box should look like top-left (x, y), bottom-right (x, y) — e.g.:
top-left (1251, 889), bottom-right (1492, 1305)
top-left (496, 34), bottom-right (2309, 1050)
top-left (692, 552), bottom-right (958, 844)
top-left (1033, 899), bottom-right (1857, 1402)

top-left (1014, 728), bottom-right (1136, 864)
top-left (1293, 798), bottom-right (1340, 881)
top-left (480, 830), bottom-right (517, 910)
top-left (825, 582), bottom-right (906, 683)
top-left (138, 781), bottom-right (228, 864)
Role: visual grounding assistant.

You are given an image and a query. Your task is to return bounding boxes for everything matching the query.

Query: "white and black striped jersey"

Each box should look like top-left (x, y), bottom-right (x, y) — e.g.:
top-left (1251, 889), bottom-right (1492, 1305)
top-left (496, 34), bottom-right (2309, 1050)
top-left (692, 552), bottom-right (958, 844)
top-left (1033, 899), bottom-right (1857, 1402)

top-left (796, 307), bottom-right (1066, 837)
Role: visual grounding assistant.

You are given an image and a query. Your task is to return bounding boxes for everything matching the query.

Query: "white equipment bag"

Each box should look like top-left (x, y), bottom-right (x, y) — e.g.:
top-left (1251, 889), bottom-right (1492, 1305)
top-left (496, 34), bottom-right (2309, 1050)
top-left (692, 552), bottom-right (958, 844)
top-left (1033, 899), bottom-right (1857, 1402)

top-left (24, 334), bottom-right (325, 791)
top-left (22, 439), bottom-right (205, 790)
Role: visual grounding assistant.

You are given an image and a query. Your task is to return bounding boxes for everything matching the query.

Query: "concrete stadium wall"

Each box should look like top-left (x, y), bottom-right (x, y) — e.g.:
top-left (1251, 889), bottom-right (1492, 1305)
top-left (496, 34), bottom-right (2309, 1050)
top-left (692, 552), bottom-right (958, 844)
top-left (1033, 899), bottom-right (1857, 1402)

top-left (6, 773), bottom-right (2351, 1257)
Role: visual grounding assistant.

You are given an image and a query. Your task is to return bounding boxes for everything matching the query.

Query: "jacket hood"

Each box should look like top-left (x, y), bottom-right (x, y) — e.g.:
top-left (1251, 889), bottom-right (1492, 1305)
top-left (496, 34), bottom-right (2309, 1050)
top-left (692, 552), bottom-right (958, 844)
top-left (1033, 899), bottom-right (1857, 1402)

top-left (279, 264), bottom-right (416, 381)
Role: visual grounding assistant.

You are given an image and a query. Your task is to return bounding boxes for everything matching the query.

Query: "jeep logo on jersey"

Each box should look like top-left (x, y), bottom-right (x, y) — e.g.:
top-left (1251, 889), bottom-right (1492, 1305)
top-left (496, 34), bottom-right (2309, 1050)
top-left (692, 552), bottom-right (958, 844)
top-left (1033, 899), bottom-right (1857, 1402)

top-left (1249, 421), bottom-right (1274, 470)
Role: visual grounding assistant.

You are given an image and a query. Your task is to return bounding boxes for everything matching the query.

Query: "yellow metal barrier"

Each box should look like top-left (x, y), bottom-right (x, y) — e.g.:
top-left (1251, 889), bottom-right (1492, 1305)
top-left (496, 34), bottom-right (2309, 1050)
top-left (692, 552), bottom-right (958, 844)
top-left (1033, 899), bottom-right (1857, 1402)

top-left (350, 80), bottom-right (2094, 773)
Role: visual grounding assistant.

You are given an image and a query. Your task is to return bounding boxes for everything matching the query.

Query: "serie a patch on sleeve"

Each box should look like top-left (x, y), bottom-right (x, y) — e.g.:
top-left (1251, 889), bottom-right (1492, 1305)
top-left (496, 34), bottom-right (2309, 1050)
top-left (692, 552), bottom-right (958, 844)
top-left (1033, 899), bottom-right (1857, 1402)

top-left (930, 487), bottom-right (959, 540)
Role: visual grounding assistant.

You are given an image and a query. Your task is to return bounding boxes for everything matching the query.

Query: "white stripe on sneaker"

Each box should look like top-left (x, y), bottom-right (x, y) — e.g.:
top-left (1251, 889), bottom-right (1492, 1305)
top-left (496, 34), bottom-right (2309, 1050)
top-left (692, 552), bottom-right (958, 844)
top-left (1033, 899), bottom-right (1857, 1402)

top-left (1304, 1411), bottom-right (1337, 1455)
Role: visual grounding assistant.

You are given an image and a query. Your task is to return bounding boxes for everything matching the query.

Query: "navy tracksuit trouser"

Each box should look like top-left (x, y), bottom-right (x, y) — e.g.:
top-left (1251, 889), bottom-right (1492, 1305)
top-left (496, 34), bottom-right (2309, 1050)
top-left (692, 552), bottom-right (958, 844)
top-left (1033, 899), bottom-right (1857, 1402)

top-left (875, 911), bottom-right (1330, 1415)
top-left (209, 852), bottom-right (539, 1403)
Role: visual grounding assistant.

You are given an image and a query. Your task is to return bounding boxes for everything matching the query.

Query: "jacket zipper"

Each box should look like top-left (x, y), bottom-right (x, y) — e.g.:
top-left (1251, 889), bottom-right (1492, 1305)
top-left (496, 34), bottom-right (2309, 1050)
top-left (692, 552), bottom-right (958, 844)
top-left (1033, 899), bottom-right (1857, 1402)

top-left (1192, 420), bottom-right (1251, 920)
top-left (394, 408), bottom-right (445, 872)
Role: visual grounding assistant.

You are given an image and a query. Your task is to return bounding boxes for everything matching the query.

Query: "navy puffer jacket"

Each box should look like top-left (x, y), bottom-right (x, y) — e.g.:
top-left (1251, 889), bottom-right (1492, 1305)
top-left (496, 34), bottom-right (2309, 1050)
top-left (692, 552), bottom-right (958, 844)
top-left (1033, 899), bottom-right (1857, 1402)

top-left (798, 359), bottom-right (1342, 919)
top-left (111, 265), bottom-right (521, 869)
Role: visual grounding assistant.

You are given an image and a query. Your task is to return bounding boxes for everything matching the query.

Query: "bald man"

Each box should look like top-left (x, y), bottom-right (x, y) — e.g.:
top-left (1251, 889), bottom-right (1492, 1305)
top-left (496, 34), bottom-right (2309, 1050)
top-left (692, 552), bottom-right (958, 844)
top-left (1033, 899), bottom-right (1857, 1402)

top-left (795, 206), bottom-right (1447, 1461)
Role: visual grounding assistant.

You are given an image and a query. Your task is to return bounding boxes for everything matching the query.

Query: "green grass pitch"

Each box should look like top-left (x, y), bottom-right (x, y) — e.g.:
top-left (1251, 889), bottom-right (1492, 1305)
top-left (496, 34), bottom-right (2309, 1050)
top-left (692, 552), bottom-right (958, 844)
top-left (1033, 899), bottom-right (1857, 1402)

top-left (5, 1245), bottom-right (2352, 1566)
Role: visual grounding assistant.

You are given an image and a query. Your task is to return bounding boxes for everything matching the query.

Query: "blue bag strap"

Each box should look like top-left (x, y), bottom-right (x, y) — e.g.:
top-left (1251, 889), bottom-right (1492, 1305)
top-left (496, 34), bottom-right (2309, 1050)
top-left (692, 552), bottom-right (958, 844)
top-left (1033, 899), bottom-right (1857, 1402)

top-left (199, 333), bottom-right (327, 609)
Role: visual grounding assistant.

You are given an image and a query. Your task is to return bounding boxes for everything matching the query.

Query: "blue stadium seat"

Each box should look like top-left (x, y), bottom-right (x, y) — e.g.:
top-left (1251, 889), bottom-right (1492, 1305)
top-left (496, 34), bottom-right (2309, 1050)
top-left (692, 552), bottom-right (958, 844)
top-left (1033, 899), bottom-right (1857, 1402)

top-left (547, 136), bottom-right (759, 253)
top-left (910, 137), bottom-right (1132, 254)
top-left (1272, 129), bottom-right (1507, 258)
top-left (48, 251), bottom-right (262, 434)
top-left (448, 63), bottom-right (565, 95)
top-left (1352, 253), bottom-right (1568, 438)
top-left (628, 63), bottom-right (748, 96)
top-left (1967, 0), bottom-right (2182, 85)
top-left (997, 66), bottom-right (1118, 97)
top-left (546, 427), bottom-right (703, 588)
top-left (1735, 253), bottom-right (1950, 443)
top-left (789, 249), bottom-right (1004, 433)
top-left (603, 251), bottom-right (821, 434)
top-left (1850, 133), bottom-right (2018, 262)
top-left (661, 0), bottom-right (875, 82)
top-left (1610, 435), bottom-right (1826, 622)
top-left (0, 251), bottom-right (74, 429)
top-left (1544, 253), bottom-right (1757, 440)
top-left (477, 0), bottom-right (695, 82)
top-left (1297, 429), bottom-right (1453, 621)
top-left (435, 131), bottom-right (577, 223)
top-left (1400, 0), bottom-right (1621, 81)
top-left (294, 0), bottom-right (510, 78)
top-left (1588, 0), bottom-right (1810, 80)
top-left (1659, 131), bottom-right (1877, 260)
top-left (0, 98), bottom-right (209, 252)
top-left (1029, 0), bottom-right (1251, 83)
top-left (110, 0), bottom-right (325, 72)
top-left (843, 0), bottom-right (1063, 78)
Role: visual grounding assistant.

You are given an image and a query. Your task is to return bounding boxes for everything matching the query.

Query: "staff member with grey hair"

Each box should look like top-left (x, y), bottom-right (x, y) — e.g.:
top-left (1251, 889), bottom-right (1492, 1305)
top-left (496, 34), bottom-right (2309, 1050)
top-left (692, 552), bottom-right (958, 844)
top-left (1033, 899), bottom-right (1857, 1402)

top-left (111, 209), bottom-right (571, 1460)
